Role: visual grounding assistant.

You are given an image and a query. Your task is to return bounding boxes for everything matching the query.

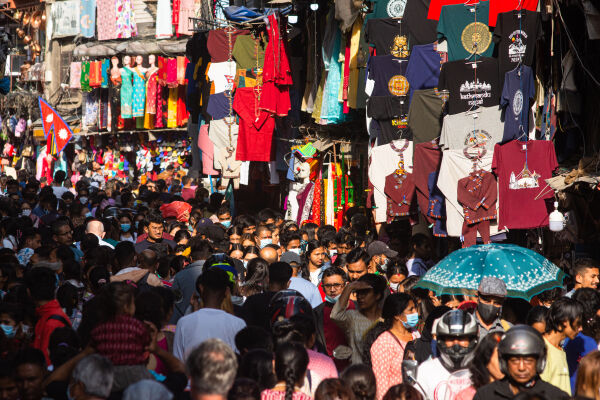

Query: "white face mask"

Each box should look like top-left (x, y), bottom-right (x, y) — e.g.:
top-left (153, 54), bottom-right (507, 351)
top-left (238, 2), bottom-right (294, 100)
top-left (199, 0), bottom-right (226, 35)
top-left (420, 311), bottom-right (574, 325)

top-left (389, 282), bottom-right (400, 292)
top-left (289, 247), bottom-right (301, 255)
top-left (329, 249), bottom-right (337, 258)
top-left (260, 239), bottom-right (272, 249)
top-left (21, 209), bottom-right (31, 217)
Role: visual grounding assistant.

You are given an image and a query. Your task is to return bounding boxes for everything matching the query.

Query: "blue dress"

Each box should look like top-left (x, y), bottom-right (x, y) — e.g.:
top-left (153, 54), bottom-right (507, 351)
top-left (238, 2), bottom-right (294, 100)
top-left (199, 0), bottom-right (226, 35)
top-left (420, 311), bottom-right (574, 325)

top-left (120, 67), bottom-right (133, 119)
top-left (132, 67), bottom-right (146, 118)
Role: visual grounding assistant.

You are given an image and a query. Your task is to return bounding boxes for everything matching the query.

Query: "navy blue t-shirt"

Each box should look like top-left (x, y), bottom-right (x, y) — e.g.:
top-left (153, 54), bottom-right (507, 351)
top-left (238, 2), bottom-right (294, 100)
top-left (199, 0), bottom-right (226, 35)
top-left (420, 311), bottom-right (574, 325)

top-left (500, 64), bottom-right (534, 142)
top-left (405, 43), bottom-right (446, 100)
top-left (206, 92), bottom-right (231, 120)
top-left (368, 55), bottom-right (410, 97)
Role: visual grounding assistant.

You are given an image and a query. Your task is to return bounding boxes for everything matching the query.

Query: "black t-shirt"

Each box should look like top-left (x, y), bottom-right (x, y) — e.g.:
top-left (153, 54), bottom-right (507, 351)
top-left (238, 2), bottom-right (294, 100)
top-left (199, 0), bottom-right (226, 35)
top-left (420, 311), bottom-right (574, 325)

top-left (493, 9), bottom-right (542, 80)
top-left (438, 57), bottom-right (500, 114)
top-left (367, 96), bottom-right (411, 145)
top-left (240, 291), bottom-right (277, 331)
top-left (365, 18), bottom-right (411, 57)
top-left (368, 55), bottom-right (410, 96)
top-left (403, 0), bottom-right (438, 45)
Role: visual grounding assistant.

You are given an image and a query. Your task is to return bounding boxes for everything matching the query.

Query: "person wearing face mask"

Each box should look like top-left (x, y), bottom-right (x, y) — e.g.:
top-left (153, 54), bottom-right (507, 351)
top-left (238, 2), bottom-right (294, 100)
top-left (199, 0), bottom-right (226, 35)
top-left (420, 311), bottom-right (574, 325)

top-left (385, 262), bottom-right (408, 293)
top-left (367, 241), bottom-right (398, 274)
top-left (253, 225), bottom-right (273, 249)
top-left (474, 277), bottom-right (512, 341)
top-left (216, 206), bottom-right (232, 229)
top-left (368, 293), bottom-right (420, 400)
top-left (118, 214), bottom-right (136, 243)
top-left (280, 231), bottom-right (302, 256)
top-left (314, 267), bottom-right (352, 371)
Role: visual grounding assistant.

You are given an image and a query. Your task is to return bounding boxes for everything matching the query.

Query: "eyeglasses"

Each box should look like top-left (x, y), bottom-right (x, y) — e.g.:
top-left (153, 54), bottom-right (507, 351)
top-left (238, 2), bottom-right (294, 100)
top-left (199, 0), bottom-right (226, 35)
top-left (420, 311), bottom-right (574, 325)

top-left (323, 283), bottom-right (344, 290)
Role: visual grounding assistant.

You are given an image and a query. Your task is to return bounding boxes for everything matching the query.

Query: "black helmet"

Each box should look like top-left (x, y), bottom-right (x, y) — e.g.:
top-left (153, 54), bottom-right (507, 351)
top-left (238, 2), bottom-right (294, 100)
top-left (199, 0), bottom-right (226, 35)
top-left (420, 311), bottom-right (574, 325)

top-left (435, 309), bottom-right (478, 372)
top-left (498, 325), bottom-right (547, 375)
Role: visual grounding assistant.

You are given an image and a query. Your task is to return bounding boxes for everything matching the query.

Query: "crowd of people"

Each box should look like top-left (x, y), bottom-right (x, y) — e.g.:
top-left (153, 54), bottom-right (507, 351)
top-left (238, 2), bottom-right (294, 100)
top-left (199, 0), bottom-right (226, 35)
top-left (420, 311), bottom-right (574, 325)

top-left (0, 169), bottom-right (598, 400)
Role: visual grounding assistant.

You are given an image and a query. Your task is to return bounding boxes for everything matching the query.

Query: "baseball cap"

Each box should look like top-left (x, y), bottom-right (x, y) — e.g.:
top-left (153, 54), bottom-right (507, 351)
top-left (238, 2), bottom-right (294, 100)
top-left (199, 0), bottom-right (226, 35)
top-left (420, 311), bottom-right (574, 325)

top-left (280, 251), bottom-right (302, 266)
top-left (478, 276), bottom-right (507, 297)
top-left (367, 241), bottom-right (398, 258)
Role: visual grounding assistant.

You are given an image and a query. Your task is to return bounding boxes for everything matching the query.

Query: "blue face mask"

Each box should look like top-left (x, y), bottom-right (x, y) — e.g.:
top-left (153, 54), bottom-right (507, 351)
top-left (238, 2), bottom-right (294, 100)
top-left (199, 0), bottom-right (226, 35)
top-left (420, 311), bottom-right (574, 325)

top-left (260, 239), bottom-right (272, 249)
top-left (402, 312), bottom-right (420, 329)
top-left (121, 223), bottom-right (131, 232)
top-left (325, 294), bottom-right (340, 304)
top-left (0, 324), bottom-right (15, 339)
top-left (135, 221), bottom-right (140, 229)
top-left (221, 220), bottom-right (232, 228)
top-left (85, 212), bottom-right (92, 218)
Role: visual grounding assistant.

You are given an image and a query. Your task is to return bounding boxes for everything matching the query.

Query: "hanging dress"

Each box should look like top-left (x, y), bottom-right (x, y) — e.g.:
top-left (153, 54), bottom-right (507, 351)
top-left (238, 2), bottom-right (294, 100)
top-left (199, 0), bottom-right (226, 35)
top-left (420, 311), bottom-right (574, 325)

top-left (115, 0), bottom-right (138, 38)
top-left (132, 67), bottom-right (147, 117)
top-left (156, 0), bottom-right (173, 39)
top-left (144, 69), bottom-right (158, 129)
top-left (97, 0), bottom-right (117, 40)
top-left (167, 87), bottom-right (178, 127)
top-left (176, 0), bottom-right (195, 35)
top-left (120, 67), bottom-right (134, 119)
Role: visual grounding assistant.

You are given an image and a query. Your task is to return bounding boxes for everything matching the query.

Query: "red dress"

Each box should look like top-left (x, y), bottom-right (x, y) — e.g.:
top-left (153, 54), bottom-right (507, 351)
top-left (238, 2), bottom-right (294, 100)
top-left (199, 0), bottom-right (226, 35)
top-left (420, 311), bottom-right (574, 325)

top-left (145, 70), bottom-right (158, 114)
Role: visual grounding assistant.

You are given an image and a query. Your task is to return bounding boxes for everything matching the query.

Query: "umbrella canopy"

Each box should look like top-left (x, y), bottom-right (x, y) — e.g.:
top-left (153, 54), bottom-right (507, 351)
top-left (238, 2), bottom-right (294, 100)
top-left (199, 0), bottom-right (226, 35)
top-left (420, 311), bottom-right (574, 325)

top-left (415, 243), bottom-right (566, 301)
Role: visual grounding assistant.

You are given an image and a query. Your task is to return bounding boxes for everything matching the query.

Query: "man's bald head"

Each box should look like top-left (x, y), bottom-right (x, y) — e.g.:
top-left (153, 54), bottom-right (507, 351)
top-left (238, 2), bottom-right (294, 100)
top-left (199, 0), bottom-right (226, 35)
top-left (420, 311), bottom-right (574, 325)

top-left (260, 246), bottom-right (279, 264)
top-left (139, 249), bottom-right (158, 272)
top-left (86, 219), bottom-right (105, 238)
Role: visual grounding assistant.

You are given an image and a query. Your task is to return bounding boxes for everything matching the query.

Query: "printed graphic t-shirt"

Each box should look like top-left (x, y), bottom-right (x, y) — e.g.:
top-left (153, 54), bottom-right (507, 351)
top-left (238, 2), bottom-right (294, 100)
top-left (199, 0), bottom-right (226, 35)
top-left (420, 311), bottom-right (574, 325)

top-left (207, 61), bottom-right (236, 93)
top-left (438, 57), bottom-right (499, 114)
top-left (493, 10), bottom-right (542, 79)
top-left (500, 65), bottom-right (535, 142)
top-left (492, 140), bottom-right (558, 229)
top-left (367, 96), bottom-right (411, 145)
top-left (368, 55), bottom-right (410, 96)
top-left (488, 0), bottom-right (539, 27)
top-left (365, 18), bottom-right (411, 58)
top-left (369, 0), bottom-right (408, 19)
top-left (437, 1), bottom-right (495, 61)
top-left (440, 105), bottom-right (504, 150)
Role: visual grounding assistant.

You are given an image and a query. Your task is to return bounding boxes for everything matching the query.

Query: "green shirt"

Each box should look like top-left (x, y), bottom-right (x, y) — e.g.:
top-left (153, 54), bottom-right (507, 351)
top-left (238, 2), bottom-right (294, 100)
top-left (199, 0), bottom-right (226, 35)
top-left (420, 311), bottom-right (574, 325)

top-left (232, 35), bottom-right (266, 71)
top-left (437, 0), bottom-right (495, 61)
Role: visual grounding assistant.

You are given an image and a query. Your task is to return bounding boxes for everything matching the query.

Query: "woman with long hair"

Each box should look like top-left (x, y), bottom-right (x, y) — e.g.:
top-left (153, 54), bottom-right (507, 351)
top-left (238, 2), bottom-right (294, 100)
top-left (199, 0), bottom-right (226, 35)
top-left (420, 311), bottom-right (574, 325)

top-left (238, 349), bottom-right (277, 391)
top-left (299, 240), bottom-right (326, 285)
top-left (456, 332), bottom-right (504, 400)
top-left (366, 293), bottom-right (420, 400)
top-left (575, 350), bottom-right (600, 400)
top-left (240, 258), bottom-right (269, 298)
top-left (261, 342), bottom-right (311, 400)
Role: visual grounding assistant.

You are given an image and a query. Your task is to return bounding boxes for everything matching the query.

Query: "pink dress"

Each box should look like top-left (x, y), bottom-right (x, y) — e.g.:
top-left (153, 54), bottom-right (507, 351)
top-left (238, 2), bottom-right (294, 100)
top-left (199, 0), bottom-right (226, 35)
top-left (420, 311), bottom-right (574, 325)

top-left (371, 331), bottom-right (420, 400)
top-left (198, 124), bottom-right (218, 175)
top-left (176, 0), bottom-right (196, 35)
top-left (97, 0), bottom-right (117, 40)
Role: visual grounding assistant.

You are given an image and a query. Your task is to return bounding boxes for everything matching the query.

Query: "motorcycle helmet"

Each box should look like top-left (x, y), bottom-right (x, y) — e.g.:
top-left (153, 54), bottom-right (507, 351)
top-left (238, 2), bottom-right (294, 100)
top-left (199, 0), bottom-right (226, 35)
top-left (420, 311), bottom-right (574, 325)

top-left (498, 325), bottom-right (547, 375)
top-left (436, 309), bottom-right (478, 371)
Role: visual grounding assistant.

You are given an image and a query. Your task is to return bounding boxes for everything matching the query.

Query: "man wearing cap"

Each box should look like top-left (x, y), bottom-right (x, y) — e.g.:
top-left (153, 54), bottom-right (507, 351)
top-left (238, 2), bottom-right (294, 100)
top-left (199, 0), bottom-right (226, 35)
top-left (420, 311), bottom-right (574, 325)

top-left (475, 276), bottom-right (512, 340)
top-left (367, 241), bottom-right (398, 274)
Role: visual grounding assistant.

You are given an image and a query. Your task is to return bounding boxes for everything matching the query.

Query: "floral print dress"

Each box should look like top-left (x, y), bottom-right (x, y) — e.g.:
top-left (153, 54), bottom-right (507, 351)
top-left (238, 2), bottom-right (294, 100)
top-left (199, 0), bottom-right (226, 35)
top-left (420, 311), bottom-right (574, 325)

top-left (116, 0), bottom-right (138, 39)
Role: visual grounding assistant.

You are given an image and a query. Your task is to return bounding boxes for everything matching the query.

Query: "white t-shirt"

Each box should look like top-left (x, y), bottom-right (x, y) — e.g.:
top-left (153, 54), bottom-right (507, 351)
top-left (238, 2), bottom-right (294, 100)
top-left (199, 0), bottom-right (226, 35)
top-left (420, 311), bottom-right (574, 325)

top-left (207, 61), bottom-right (237, 94)
top-left (309, 269), bottom-right (321, 286)
top-left (173, 308), bottom-right (246, 361)
top-left (416, 358), bottom-right (471, 400)
top-left (437, 150), bottom-right (501, 238)
top-left (368, 139), bottom-right (414, 223)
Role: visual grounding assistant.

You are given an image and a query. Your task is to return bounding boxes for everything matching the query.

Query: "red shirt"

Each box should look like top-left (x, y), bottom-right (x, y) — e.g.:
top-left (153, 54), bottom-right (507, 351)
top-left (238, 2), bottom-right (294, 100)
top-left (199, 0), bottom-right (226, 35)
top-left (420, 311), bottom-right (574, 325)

top-left (488, 0), bottom-right (539, 26)
top-left (492, 140), bottom-right (557, 230)
top-left (33, 300), bottom-right (71, 365)
top-left (233, 87), bottom-right (275, 162)
top-left (181, 187), bottom-right (196, 201)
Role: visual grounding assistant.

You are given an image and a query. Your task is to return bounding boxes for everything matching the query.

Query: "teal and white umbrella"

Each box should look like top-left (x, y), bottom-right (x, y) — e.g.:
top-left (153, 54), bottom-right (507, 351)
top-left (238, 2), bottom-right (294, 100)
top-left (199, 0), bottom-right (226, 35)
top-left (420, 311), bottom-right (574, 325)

top-left (414, 243), bottom-right (566, 300)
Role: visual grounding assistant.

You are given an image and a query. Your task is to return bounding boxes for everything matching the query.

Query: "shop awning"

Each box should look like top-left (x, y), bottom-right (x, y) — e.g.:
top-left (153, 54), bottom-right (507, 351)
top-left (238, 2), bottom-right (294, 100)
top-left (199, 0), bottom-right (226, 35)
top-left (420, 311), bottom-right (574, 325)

top-left (73, 38), bottom-right (188, 57)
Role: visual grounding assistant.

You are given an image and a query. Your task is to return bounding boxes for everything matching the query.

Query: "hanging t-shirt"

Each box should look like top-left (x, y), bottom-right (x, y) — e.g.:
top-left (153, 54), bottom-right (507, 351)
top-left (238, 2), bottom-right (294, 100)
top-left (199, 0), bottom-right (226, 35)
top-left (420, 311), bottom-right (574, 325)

top-left (492, 140), bottom-right (558, 229)
top-left (369, 0), bottom-right (408, 19)
top-left (404, 0), bottom-right (439, 45)
top-left (493, 10), bottom-right (542, 79)
top-left (207, 61), bottom-right (237, 94)
top-left (208, 116), bottom-right (239, 151)
top-left (413, 141), bottom-right (443, 222)
top-left (408, 88), bottom-right (446, 143)
top-left (368, 55), bottom-right (410, 96)
top-left (437, 149), bottom-right (502, 237)
top-left (437, 1), bottom-right (495, 61)
top-left (500, 65), bottom-right (535, 142)
top-left (488, 0), bottom-right (539, 27)
top-left (206, 92), bottom-right (231, 120)
top-left (438, 57), bottom-right (500, 114)
top-left (406, 43), bottom-right (446, 99)
top-left (427, 0), bottom-right (466, 20)
top-left (232, 34), bottom-right (266, 70)
top-left (207, 28), bottom-right (251, 63)
top-left (367, 96), bottom-right (411, 145)
top-left (440, 106), bottom-right (504, 150)
top-left (365, 18), bottom-right (411, 57)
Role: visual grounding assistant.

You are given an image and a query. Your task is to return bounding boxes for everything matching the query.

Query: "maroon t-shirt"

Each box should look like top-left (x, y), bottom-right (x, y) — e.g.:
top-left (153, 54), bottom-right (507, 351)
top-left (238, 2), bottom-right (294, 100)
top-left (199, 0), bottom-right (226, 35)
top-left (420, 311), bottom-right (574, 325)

top-left (492, 140), bottom-right (557, 229)
top-left (207, 29), bottom-right (250, 63)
